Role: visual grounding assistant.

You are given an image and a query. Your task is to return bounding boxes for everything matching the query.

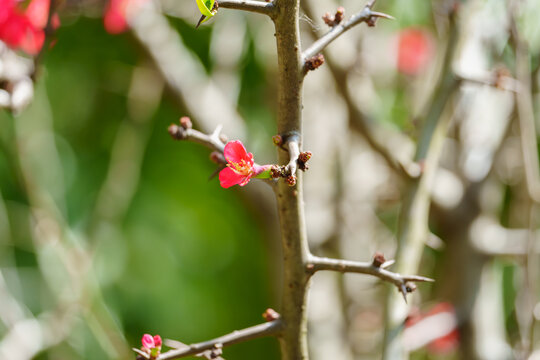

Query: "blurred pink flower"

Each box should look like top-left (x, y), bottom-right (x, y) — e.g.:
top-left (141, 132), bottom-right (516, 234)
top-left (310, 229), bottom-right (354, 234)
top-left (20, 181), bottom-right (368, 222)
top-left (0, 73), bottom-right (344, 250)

top-left (219, 140), bottom-right (270, 188)
top-left (104, 0), bottom-right (148, 34)
top-left (141, 333), bottom-right (162, 349)
top-left (396, 28), bottom-right (434, 75)
top-left (0, 0), bottom-right (58, 55)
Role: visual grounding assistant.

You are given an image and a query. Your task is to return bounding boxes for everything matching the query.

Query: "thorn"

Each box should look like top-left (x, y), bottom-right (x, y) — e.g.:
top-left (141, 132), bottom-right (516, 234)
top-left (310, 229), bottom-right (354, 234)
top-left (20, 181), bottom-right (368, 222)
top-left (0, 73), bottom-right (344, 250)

top-left (400, 283), bottom-right (408, 303)
top-left (370, 11), bottom-right (395, 20)
top-left (212, 124), bottom-right (223, 137)
top-left (381, 259), bottom-right (395, 269)
top-left (196, 14), bottom-right (206, 28)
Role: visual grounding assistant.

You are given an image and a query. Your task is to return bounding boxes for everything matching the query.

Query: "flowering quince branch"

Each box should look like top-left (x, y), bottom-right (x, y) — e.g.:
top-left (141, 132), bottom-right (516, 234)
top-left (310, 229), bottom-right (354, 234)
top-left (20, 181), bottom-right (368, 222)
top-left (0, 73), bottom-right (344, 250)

top-left (306, 253), bottom-right (434, 303)
top-left (301, 1), bottom-right (394, 67)
top-left (134, 318), bottom-right (282, 360)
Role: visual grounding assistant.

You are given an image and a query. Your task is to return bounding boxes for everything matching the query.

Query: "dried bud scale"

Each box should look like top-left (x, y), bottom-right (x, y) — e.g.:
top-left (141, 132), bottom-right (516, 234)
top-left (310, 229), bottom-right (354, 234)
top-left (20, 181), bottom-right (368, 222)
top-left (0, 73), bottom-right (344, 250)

top-left (372, 252), bottom-right (386, 268)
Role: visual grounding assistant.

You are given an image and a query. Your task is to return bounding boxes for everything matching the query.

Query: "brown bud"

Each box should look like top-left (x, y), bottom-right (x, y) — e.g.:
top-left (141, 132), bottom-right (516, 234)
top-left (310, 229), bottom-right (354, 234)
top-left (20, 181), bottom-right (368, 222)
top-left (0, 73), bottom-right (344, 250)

top-left (286, 175), bottom-right (297, 186)
top-left (262, 308), bottom-right (281, 322)
top-left (219, 134), bottom-right (229, 144)
top-left (179, 116), bottom-right (192, 129)
top-left (168, 124), bottom-right (186, 140)
top-left (272, 134), bottom-right (283, 146)
top-left (210, 151), bottom-right (224, 164)
top-left (270, 165), bottom-right (282, 178)
top-left (372, 252), bottom-right (386, 268)
top-left (322, 12), bottom-right (334, 26)
top-left (334, 7), bottom-right (345, 24)
top-left (298, 151), bottom-right (312, 163)
top-left (366, 16), bottom-right (377, 27)
top-left (305, 54), bottom-right (325, 71)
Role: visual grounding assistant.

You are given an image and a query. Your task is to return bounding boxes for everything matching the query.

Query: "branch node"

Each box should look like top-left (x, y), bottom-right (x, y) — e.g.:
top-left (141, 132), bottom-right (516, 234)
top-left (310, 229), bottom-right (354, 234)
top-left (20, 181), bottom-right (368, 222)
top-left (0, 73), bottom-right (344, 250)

top-left (304, 54), bottom-right (325, 72)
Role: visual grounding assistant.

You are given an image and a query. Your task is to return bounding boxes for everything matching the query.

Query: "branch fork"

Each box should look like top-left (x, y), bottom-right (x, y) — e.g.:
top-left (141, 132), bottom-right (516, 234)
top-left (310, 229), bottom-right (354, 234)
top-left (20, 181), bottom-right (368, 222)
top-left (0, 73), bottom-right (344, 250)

top-left (301, 1), bottom-right (394, 67)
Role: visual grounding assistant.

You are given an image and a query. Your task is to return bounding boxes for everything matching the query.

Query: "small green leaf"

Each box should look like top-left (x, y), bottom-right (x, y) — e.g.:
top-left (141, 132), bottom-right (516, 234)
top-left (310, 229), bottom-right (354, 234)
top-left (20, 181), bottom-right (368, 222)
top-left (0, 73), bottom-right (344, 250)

top-left (196, 0), bottom-right (216, 18)
top-left (254, 168), bottom-right (272, 179)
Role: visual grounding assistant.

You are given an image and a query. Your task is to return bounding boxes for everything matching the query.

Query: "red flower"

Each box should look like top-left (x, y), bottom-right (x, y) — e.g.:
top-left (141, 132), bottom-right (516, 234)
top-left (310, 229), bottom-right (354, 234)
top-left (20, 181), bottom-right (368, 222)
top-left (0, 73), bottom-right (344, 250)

top-left (396, 28), bottom-right (434, 75)
top-left (0, 0), bottom-right (58, 55)
top-left (104, 0), bottom-right (148, 34)
top-left (141, 334), bottom-right (162, 349)
top-left (219, 140), bottom-right (271, 188)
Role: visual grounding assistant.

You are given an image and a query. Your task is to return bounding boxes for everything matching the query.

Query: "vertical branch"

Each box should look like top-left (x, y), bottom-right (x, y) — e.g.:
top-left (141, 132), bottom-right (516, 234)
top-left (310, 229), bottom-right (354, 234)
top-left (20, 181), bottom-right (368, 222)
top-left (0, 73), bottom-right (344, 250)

top-left (382, 14), bottom-right (460, 360)
top-left (272, 0), bottom-right (311, 358)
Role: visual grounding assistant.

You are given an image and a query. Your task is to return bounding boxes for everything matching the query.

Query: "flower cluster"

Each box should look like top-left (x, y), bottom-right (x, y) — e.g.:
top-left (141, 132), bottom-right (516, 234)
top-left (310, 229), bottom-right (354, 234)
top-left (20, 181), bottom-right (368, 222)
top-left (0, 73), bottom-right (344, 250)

top-left (219, 140), bottom-right (271, 188)
top-left (0, 0), bottom-right (59, 55)
top-left (141, 334), bottom-right (162, 358)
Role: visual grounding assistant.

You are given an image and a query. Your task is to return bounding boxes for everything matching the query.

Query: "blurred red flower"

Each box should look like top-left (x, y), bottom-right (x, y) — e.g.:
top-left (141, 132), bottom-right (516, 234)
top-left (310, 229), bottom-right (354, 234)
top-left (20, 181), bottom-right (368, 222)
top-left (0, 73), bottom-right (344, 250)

top-left (0, 0), bottom-right (58, 55)
top-left (104, 0), bottom-right (148, 34)
top-left (396, 28), bottom-right (434, 75)
top-left (404, 302), bottom-right (459, 354)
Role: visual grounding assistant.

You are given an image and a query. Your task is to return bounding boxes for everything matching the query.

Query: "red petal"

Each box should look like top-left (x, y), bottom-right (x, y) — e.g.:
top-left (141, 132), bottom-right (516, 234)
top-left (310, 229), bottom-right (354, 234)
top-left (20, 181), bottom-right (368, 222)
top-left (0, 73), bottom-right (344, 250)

top-left (104, 0), bottom-right (127, 34)
top-left (219, 167), bottom-right (245, 188)
top-left (141, 334), bottom-right (154, 348)
top-left (153, 335), bottom-right (162, 347)
top-left (25, 0), bottom-right (50, 28)
top-left (223, 140), bottom-right (253, 165)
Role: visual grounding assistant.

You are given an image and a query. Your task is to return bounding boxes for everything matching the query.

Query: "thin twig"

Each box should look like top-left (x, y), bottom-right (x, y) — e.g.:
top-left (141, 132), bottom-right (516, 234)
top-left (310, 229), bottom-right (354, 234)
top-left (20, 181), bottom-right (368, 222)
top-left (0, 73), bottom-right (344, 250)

top-left (169, 123), bottom-right (227, 154)
top-left (218, 0), bottom-right (276, 17)
top-left (153, 320), bottom-right (282, 360)
top-left (307, 256), bottom-right (433, 302)
top-left (302, 3), bottom-right (393, 63)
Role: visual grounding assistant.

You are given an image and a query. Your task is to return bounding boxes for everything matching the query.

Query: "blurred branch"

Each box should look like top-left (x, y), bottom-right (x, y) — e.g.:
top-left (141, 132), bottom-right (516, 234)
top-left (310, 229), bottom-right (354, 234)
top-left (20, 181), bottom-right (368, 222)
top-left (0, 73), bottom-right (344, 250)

top-left (383, 10), bottom-right (460, 359)
top-left (301, 2), bottom-right (418, 180)
top-left (151, 320), bottom-right (282, 360)
top-left (509, 7), bottom-right (540, 203)
top-left (218, 0), bottom-right (275, 17)
top-left (129, 2), bottom-right (247, 139)
top-left (307, 255), bottom-right (434, 302)
top-left (91, 66), bottom-right (163, 228)
top-left (301, 1), bottom-right (394, 65)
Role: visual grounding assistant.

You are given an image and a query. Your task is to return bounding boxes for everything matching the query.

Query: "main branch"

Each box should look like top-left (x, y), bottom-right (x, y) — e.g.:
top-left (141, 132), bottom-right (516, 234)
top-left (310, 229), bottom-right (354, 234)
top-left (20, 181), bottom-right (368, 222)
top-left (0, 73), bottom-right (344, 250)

top-left (272, 0), bottom-right (311, 358)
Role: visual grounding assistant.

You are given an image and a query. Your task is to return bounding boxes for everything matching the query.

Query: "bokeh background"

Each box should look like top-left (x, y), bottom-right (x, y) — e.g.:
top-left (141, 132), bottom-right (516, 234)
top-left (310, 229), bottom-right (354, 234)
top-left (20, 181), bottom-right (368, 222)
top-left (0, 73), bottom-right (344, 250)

top-left (1, 0), bottom-right (540, 359)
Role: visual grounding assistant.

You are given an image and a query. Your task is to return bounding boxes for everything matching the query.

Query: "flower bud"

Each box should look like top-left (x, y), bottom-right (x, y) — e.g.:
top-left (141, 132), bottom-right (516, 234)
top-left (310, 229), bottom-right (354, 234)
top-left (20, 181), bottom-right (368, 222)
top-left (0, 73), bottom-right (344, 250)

top-left (272, 134), bottom-right (283, 146)
top-left (286, 175), bottom-right (297, 186)
top-left (179, 116), bottom-right (192, 129)
top-left (262, 308), bottom-right (281, 322)
top-left (305, 54), bottom-right (325, 71)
